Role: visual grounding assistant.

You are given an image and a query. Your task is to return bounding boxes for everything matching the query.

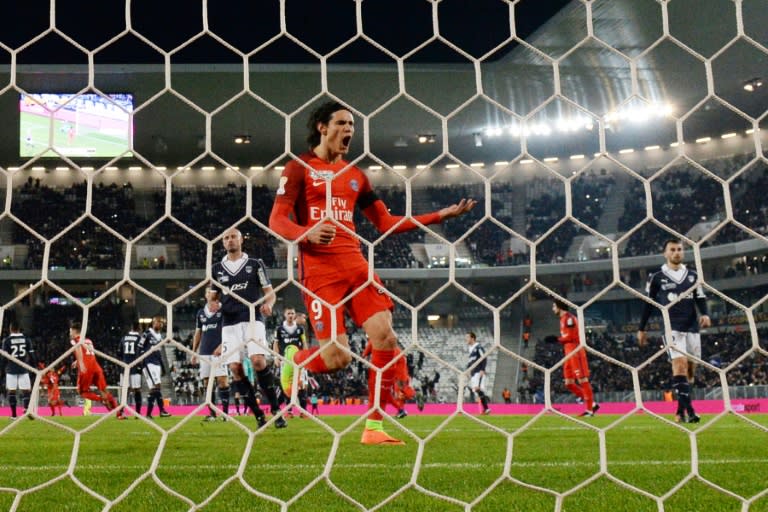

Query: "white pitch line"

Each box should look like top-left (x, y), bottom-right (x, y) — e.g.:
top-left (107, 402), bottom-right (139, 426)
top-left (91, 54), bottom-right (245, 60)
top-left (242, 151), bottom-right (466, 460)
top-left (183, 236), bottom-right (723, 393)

top-left (3, 458), bottom-right (768, 473)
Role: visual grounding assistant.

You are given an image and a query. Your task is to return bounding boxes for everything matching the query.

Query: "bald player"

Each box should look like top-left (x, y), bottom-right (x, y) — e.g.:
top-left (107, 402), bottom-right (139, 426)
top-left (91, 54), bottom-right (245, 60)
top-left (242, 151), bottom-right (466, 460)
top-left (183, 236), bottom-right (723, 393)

top-left (211, 228), bottom-right (284, 428)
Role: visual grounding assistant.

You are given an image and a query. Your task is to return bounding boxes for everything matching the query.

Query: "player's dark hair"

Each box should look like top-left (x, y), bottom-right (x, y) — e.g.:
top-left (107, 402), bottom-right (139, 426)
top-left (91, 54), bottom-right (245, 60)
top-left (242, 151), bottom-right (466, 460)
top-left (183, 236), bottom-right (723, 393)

top-left (553, 298), bottom-right (569, 311)
top-left (70, 321), bottom-right (82, 332)
top-left (284, 306), bottom-right (295, 312)
top-left (132, 321), bottom-right (141, 331)
top-left (663, 238), bottom-right (682, 250)
top-left (467, 331), bottom-right (476, 341)
top-left (9, 321), bottom-right (19, 331)
top-left (306, 100), bottom-right (351, 148)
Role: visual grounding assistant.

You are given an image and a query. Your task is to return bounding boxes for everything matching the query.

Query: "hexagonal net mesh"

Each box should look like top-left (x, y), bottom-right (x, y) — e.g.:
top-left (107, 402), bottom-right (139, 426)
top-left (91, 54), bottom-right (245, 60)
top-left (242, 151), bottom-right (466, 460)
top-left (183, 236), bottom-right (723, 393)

top-left (1, 0), bottom-right (767, 510)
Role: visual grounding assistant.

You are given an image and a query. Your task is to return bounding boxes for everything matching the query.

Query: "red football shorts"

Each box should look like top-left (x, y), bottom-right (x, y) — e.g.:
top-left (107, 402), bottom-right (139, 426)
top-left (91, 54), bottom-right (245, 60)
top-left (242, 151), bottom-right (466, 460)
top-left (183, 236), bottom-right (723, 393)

top-left (300, 252), bottom-right (393, 340)
top-left (77, 366), bottom-right (107, 393)
top-left (563, 347), bottom-right (590, 380)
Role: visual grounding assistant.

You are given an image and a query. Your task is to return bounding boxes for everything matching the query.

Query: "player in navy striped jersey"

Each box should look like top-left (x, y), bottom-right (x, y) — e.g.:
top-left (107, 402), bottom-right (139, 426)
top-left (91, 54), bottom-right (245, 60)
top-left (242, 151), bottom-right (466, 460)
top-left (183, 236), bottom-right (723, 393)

top-left (637, 239), bottom-right (711, 424)
top-left (138, 316), bottom-right (171, 418)
top-left (117, 322), bottom-right (144, 418)
top-left (273, 306), bottom-right (309, 414)
top-left (191, 286), bottom-right (230, 421)
top-left (2, 322), bottom-right (34, 418)
top-left (466, 332), bottom-right (490, 415)
top-left (212, 227), bottom-right (284, 428)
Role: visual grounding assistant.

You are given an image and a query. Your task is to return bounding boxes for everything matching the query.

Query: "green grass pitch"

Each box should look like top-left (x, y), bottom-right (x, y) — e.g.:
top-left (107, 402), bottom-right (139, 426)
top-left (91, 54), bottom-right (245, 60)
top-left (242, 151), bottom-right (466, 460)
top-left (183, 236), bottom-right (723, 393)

top-left (20, 112), bottom-right (130, 158)
top-left (1, 413), bottom-right (767, 511)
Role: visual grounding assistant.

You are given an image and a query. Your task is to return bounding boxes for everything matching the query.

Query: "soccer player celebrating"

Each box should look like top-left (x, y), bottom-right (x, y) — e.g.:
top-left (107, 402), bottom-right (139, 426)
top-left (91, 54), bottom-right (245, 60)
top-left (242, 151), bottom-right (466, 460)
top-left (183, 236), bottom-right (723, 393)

top-left (466, 332), bottom-right (491, 415)
top-left (69, 321), bottom-right (118, 413)
top-left (191, 286), bottom-right (230, 421)
top-left (2, 322), bottom-right (34, 419)
top-left (551, 299), bottom-right (599, 417)
top-left (40, 362), bottom-right (66, 416)
top-left (117, 321), bottom-right (144, 418)
top-left (637, 239), bottom-right (710, 424)
top-left (212, 228), bottom-right (285, 428)
top-left (273, 306), bottom-right (308, 414)
top-left (269, 101), bottom-right (476, 444)
top-left (138, 316), bottom-right (171, 418)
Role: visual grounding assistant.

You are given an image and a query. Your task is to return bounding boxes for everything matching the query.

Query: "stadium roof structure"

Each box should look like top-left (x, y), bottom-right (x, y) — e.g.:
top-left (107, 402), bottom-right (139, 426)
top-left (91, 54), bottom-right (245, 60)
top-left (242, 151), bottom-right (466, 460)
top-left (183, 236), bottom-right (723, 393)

top-left (2, 0), bottom-right (766, 167)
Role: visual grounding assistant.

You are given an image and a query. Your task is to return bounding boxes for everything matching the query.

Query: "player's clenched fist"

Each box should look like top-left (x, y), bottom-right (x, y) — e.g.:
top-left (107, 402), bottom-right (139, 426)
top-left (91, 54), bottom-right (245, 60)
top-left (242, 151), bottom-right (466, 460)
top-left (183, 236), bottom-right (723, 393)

top-left (307, 222), bottom-right (336, 245)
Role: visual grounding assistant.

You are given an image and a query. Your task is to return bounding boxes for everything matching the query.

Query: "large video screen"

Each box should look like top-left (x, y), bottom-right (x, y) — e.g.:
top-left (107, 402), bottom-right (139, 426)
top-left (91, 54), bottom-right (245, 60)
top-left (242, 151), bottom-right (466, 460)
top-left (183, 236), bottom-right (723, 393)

top-left (20, 93), bottom-right (134, 158)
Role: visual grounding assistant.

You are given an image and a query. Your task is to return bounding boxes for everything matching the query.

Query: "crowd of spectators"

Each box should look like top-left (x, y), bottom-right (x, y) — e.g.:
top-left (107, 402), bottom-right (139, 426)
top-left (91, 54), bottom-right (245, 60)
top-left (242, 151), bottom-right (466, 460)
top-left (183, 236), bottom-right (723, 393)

top-left (619, 155), bottom-right (765, 257)
top-left (3, 153), bottom-right (764, 272)
top-left (524, 174), bottom-right (613, 263)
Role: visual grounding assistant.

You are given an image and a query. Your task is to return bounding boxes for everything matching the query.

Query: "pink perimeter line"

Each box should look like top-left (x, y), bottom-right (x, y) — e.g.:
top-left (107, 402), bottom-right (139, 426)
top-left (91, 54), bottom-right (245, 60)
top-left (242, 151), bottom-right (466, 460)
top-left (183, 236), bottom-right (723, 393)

top-left (5, 399), bottom-right (766, 417)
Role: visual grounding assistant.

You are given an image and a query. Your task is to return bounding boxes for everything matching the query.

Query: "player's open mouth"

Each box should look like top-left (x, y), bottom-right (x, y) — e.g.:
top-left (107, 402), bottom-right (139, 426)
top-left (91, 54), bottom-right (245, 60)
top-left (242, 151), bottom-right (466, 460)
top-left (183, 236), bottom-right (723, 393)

top-left (341, 135), bottom-right (352, 148)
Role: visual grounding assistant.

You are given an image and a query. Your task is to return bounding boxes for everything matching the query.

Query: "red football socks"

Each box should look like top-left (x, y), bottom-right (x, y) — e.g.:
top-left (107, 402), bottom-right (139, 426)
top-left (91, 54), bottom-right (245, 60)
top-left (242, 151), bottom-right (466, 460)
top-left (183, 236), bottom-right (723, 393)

top-left (567, 383), bottom-right (584, 399)
top-left (81, 391), bottom-right (103, 402)
top-left (368, 349), bottom-right (397, 420)
top-left (581, 382), bottom-right (595, 411)
top-left (294, 346), bottom-right (331, 373)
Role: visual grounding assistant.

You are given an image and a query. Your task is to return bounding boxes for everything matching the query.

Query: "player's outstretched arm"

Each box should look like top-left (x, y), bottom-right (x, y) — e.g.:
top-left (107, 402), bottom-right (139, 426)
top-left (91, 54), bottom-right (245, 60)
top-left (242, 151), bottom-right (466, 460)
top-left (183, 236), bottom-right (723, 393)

top-left (362, 197), bottom-right (476, 234)
top-left (437, 198), bottom-right (477, 220)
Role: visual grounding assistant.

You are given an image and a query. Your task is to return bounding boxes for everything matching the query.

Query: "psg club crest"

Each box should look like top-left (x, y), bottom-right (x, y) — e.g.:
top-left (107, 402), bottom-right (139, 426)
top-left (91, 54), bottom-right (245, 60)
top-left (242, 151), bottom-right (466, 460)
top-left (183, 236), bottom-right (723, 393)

top-left (688, 275), bottom-right (694, 282)
top-left (350, 179), bottom-right (359, 192)
top-left (245, 266), bottom-right (253, 273)
top-left (315, 321), bottom-right (324, 333)
top-left (219, 275), bottom-right (229, 283)
top-left (276, 176), bottom-right (288, 195)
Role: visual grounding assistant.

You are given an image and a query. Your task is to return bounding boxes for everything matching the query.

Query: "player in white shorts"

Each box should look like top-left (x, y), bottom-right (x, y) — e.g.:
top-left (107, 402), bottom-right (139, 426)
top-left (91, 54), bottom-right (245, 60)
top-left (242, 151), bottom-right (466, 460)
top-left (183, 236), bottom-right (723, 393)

top-left (666, 331), bottom-right (701, 361)
top-left (193, 287), bottom-right (231, 421)
top-left (466, 332), bottom-right (490, 415)
top-left (138, 316), bottom-right (171, 418)
top-left (118, 322), bottom-right (144, 418)
top-left (220, 321), bottom-right (269, 364)
top-left (2, 322), bottom-right (34, 419)
top-left (212, 228), bottom-right (284, 428)
top-left (637, 239), bottom-right (710, 424)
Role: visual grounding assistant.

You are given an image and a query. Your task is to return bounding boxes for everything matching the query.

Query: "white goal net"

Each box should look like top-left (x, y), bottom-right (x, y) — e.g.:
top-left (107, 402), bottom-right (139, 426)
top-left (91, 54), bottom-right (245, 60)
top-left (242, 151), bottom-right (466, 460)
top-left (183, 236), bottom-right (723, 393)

top-left (1, 0), bottom-right (767, 511)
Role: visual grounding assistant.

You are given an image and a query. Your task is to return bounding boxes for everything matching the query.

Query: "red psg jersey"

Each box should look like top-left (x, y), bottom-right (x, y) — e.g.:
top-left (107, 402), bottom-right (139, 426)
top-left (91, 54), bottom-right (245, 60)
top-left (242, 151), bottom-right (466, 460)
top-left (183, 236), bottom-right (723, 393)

top-left (71, 336), bottom-right (99, 370)
top-left (274, 152), bottom-right (371, 256)
top-left (558, 312), bottom-right (581, 353)
top-left (44, 369), bottom-right (60, 391)
top-left (270, 152), bottom-right (441, 259)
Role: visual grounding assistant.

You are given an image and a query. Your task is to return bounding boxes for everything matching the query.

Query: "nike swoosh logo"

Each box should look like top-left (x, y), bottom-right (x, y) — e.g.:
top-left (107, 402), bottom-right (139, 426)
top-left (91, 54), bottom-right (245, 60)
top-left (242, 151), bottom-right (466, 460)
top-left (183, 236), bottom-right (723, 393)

top-left (312, 181), bottom-right (325, 187)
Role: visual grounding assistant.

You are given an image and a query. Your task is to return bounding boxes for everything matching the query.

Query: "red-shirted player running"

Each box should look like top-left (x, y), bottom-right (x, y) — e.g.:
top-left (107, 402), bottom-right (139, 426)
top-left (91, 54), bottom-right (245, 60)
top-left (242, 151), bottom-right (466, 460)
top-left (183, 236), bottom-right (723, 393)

top-left (269, 101), bottom-right (476, 445)
top-left (552, 299), bottom-right (599, 417)
top-left (70, 322), bottom-right (118, 413)
top-left (39, 362), bottom-right (66, 416)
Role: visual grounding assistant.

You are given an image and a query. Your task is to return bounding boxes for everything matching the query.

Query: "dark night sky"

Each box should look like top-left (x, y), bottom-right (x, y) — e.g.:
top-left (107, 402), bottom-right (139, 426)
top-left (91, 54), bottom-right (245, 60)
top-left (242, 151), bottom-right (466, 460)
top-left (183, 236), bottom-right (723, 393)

top-left (0, 0), bottom-right (571, 64)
